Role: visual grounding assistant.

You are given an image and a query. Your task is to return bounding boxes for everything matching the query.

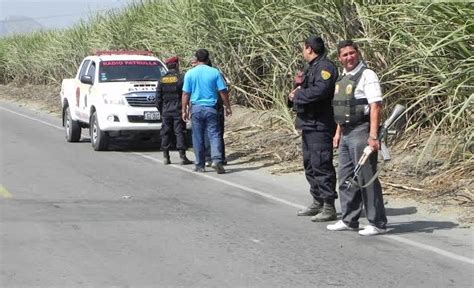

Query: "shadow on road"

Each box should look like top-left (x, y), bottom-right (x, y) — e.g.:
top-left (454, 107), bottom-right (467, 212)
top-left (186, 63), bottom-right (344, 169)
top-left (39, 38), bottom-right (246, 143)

top-left (79, 136), bottom-right (162, 152)
top-left (386, 206), bottom-right (418, 216)
top-left (387, 220), bottom-right (458, 234)
top-left (224, 162), bottom-right (276, 174)
top-left (223, 151), bottom-right (282, 173)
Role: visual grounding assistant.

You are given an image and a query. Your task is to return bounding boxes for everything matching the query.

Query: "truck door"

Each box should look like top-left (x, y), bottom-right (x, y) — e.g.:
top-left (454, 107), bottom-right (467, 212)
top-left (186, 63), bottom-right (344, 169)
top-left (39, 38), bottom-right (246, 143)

top-left (77, 61), bottom-right (96, 122)
top-left (75, 60), bottom-right (91, 121)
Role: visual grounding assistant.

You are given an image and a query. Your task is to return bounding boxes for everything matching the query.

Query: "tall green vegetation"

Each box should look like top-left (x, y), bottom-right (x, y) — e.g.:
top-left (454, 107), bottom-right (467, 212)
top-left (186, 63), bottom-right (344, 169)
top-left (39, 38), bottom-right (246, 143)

top-left (0, 0), bottom-right (472, 165)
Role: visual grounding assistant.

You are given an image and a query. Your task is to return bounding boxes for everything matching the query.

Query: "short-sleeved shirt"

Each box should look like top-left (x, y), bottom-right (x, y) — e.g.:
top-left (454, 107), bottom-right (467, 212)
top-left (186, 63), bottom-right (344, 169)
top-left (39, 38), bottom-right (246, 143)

top-left (183, 64), bottom-right (227, 107)
top-left (342, 61), bottom-right (382, 114)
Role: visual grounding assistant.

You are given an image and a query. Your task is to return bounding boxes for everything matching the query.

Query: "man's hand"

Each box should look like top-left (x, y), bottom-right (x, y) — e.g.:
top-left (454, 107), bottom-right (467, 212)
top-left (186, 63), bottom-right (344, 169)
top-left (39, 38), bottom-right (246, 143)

top-left (182, 109), bottom-right (189, 122)
top-left (288, 87), bottom-right (300, 102)
top-left (294, 71), bottom-right (303, 86)
top-left (333, 134), bottom-right (340, 149)
top-left (224, 106), bottom-right (232, 117)
top-left (367, 138), bottom-right (380, 151)
top-left (333, 124), bottom-right (342, 148)
top-left (181, 92), bottom-right (190, 122)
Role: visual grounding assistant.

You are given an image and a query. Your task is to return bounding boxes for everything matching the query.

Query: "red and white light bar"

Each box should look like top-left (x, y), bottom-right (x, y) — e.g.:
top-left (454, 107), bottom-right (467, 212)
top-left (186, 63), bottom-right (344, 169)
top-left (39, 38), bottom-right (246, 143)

top-left (94, 50), bottom-right (154, 56)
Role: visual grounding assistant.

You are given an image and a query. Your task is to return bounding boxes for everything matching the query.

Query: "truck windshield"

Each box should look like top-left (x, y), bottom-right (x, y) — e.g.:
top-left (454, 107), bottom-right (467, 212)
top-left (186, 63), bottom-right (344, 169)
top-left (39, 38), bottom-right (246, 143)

top-left (99, 60), bottom-right (167, 82)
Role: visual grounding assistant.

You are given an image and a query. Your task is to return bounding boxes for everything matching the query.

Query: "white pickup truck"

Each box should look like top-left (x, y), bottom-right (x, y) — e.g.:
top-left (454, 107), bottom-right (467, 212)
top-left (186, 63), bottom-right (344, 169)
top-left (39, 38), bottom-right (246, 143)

top-left (61, 50), bottom-right (178, 150)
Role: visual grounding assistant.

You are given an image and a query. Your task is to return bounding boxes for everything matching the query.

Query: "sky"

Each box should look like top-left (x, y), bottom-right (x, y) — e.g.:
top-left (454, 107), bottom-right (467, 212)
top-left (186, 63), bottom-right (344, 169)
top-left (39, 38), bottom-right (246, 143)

top-left (0, 0), bottom-right (137, 34)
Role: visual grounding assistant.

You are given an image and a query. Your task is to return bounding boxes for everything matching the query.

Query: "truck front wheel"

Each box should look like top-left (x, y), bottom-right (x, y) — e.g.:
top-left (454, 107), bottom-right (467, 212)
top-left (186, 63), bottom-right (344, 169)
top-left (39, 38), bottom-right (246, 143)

top-left (64, 106), bottom-right (81, 142)
top-left (90, 111), bottom-right (109, 151)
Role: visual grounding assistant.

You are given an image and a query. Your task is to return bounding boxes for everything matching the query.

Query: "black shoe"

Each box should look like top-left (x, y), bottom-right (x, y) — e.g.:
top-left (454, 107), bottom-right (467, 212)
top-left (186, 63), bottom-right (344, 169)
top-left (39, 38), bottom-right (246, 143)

top-left (180, 156), bottom-right (192, 165)
top-left (311, 202), bottom-right (337, 222)
top-left (211, 162), bottom-right (225, 174)
top-left (297, 201), bottom-right (323, 216)
top-left (193, 166), bottom-right (205, 173)
top-left (179, 150), bottom-right (192, 165)
top-left (163, 151), bottom-right (170, 165)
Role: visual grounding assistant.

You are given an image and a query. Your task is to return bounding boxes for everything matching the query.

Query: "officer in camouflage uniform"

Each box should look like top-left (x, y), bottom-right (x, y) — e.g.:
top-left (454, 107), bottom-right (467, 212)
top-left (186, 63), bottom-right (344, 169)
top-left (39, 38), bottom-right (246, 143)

top-left (156, 56), bottom-right (192, 165)
top-left (288, 36), bottom-right (339, 222)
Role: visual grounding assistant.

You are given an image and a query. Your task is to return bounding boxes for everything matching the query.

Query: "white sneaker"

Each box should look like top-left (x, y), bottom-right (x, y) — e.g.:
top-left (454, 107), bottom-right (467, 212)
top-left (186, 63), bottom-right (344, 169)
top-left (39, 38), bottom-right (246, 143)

top-left (327, 220), bottom-right (358, 231)
top-left (358, 225), bottom-right (387, 236)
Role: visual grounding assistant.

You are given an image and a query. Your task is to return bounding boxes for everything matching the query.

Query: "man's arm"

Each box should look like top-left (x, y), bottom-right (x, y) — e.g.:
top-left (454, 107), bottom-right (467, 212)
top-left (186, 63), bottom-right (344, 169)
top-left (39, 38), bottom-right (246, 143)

top-left (333, 124), bottom-right (342, 148)
top-left (368, 102), bottom-right (382, 150)
top-left (219, 90), bottom-right (232, 116)
top-left (181, 72), bottom-right (192, 121)
top-left (182, 92), bottom-right (190, 121)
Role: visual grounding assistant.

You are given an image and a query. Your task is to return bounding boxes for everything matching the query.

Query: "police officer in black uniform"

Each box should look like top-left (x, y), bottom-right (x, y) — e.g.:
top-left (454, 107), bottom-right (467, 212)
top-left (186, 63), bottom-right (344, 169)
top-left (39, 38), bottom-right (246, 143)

top-left (288, 36), bottom-right (339, 222)
top-left (156, 56), bottom-right (192, 165)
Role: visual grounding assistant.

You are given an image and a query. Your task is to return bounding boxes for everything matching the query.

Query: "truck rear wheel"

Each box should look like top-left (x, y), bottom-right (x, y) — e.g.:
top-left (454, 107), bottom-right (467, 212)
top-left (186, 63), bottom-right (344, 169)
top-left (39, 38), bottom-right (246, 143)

top-left (90, 111), bottom-right (109, 151)
top-left (64, 106), bottom-right (81, 142)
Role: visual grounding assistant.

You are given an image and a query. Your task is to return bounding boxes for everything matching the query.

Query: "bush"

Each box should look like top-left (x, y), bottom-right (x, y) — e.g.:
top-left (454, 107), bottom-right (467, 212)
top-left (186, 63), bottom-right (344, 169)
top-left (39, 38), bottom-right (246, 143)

top-left (0, 0), bottom-right (471, 164)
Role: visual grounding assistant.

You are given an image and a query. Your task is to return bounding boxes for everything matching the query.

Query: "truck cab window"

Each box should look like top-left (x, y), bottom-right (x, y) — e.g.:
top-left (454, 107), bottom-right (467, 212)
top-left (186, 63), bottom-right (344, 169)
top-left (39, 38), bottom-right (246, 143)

top-left (78, 60), bottom-right (91, 79)
top-left (87, 62), bottom-right (96, 84)
top-left (99, 60), bottom-right (166, 82)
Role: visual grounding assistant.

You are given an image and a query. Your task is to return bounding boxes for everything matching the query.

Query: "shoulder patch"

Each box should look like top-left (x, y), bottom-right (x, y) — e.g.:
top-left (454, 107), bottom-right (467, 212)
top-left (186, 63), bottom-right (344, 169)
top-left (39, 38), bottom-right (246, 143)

top-left (321, 70), bottom-right (331, 80)
top-left (161, 76), bottom-right (178, 84)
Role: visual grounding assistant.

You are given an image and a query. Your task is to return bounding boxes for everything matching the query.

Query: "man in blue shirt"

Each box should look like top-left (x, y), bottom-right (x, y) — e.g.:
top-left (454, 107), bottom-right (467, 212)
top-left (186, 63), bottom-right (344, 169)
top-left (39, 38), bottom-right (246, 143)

top-left (182, 49), bottom-right (232, 173)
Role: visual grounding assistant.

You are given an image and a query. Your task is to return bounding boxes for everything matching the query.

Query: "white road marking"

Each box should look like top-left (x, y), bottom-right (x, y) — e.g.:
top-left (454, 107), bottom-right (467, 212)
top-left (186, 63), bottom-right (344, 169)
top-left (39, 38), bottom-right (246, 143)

top-left (2, 104), bottom-right (473, 265)
top-left (385, 235), bottom-right (474, 264)
top-left (134, 152), bottom-right (306, 210)
top-left (0, 106), bottom-right (63, 130)
top-left (133, 155), bottom-right (474, 266)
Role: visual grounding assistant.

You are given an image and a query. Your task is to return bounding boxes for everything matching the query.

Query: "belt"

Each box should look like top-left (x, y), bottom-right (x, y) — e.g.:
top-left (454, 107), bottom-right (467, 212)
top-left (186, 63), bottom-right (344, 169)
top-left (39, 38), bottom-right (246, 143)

top-left (340, 118), bottom-right (369, 130)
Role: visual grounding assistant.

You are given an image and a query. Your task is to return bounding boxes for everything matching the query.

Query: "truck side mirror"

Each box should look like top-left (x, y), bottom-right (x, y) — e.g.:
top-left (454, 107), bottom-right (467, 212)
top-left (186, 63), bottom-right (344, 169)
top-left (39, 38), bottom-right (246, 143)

top-left (80, 75), bottom-right (93, 85)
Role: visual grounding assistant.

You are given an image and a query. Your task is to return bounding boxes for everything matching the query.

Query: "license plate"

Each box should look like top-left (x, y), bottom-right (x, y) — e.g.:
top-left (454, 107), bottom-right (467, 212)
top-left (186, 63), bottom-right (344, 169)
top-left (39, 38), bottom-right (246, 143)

top-left (144, 111), bottom-right (160, 120)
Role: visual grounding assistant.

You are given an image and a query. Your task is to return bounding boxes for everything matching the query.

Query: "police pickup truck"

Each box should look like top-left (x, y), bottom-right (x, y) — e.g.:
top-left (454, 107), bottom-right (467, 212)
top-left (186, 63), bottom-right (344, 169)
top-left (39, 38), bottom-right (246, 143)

top-left (61, 50), bottom-right (169, 150)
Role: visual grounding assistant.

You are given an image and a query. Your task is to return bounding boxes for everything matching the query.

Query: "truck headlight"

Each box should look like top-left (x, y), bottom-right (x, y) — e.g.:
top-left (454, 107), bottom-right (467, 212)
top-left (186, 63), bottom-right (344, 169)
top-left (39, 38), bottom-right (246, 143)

top-left (102, 94), bottom-right (125, 105)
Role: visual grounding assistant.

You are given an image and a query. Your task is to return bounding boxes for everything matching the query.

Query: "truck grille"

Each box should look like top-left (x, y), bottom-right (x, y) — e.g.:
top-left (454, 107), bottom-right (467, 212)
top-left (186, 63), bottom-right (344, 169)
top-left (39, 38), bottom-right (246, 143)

top-left (125, 96), bottom-right (156, 107)
top-left (127, 116), bottom-right (161, 123)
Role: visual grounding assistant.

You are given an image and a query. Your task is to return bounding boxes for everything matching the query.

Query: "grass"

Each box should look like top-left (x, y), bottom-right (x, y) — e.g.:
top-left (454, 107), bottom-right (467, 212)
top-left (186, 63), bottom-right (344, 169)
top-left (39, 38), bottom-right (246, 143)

top-left (0, 0), bottom-right (471, 170)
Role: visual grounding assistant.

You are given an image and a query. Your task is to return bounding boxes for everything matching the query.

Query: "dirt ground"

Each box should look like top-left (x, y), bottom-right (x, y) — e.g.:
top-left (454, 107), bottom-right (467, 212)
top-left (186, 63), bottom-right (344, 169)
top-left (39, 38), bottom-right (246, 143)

top-left (1, 84), bottom-right (472, 224)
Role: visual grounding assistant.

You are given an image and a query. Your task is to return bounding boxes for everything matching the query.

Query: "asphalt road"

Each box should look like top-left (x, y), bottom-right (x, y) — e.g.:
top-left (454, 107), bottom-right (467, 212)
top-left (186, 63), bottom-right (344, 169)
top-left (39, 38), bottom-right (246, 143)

top-left (1, 101), bottom-right (473, 287)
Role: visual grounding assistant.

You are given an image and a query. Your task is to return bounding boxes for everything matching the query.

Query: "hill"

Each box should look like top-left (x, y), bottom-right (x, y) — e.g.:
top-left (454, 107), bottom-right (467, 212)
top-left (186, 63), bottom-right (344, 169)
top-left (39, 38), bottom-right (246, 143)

top-left (0, 16), bottom-right (43, 37)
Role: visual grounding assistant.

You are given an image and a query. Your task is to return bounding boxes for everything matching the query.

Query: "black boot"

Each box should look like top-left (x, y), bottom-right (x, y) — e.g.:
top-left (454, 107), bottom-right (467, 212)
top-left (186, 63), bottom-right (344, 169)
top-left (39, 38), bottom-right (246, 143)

top-left (297, 199), bottom-right (323, 216)
top-left (163, 150), bottom-right (171, 165)
top-left (179, 150), bottom-right (192, 165)
top-left (311, 199), bottom-right (337, 222)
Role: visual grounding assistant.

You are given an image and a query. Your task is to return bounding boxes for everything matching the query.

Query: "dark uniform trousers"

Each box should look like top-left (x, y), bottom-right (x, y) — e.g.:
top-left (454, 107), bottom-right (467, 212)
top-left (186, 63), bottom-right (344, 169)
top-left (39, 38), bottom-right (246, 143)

top-left (161, 116), bottom-right (186, 151)
top-left (338, 122), bottom-right (387, 228)
top-left (302, 130), bottom-right (337, 202)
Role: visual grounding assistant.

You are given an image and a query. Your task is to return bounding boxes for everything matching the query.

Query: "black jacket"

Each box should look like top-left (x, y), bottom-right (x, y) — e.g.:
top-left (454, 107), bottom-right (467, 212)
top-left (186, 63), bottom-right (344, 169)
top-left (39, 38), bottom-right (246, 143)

top-left (291, 55), bottom-right (338, 132)
top-left (156, 70), bottom-right (183, 118)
